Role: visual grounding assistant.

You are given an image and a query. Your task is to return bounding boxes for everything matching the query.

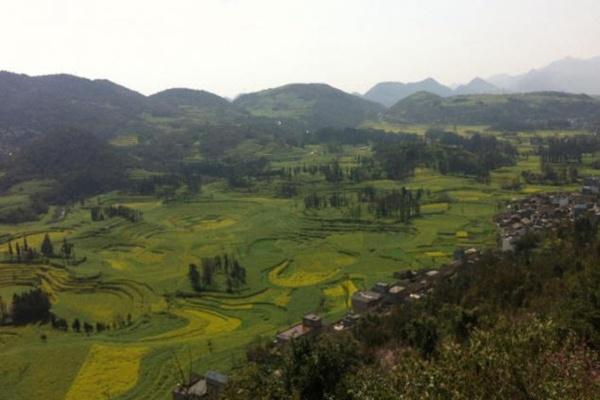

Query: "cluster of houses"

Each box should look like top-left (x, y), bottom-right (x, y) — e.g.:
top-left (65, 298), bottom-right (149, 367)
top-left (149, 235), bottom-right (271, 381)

top-left (274, 248), bottom-right (481, 343)
top-left (172, 249), bottom-right (482, 399)
top-left (496, 178), bottom-right (600, 252)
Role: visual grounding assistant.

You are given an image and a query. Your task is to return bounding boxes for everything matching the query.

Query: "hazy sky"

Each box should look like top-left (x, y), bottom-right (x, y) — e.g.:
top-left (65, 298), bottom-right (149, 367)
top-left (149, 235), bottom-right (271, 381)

top-left (1, 0), bottom-right (599, 97)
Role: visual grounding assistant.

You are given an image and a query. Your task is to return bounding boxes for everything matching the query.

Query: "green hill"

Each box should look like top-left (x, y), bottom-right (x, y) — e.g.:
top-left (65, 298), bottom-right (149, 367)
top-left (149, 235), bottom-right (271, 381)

top-left (148, 88), bottom-right (246, 123)
top-left (386, 91), bottom-right (600, 128)
top-left (0, 71), bottom-right (148, 143)
top-left (148, 88), bottom-right (232, 110)
top-left (234, 83), bottom-right (385, 129)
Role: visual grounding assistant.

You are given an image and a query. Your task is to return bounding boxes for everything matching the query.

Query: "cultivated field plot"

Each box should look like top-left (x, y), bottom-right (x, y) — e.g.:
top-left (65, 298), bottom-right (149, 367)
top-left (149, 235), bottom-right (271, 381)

top-left (1, 126), bottom-right (598, 400)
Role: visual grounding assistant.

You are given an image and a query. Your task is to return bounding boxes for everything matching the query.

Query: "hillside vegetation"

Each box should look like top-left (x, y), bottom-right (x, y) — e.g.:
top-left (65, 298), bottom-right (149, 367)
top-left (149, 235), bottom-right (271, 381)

top-left (386, 91), bottom-right (600, 129)
top-left (0, 72), bottom-right (236, 152)
top-left (234, 83), bottom-right (385, 129)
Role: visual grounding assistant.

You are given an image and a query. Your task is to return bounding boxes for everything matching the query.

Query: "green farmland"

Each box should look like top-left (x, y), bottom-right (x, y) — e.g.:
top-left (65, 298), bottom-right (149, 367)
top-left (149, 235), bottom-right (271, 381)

top-left (0, 126), bottom-right (595, 400)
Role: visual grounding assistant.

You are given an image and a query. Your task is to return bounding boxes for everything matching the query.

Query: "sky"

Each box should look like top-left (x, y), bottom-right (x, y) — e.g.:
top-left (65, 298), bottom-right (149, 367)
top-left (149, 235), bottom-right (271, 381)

top-left (1, 0), bottom-right (599, 98)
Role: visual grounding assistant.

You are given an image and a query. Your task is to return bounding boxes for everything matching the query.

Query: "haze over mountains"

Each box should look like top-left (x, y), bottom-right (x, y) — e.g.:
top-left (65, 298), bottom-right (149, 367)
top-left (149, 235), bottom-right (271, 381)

top-left (364, 56), bottom-right (600, 107)
top-left (488, 56), bottom-right (600, 94)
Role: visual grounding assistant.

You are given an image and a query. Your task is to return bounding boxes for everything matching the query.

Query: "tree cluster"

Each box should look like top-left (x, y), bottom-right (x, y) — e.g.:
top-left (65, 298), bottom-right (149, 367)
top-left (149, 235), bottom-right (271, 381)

top-left (374, 131), bottom-right (517, 182)
top-left (90, 205), bottom-right (142, 222)
top-left (5, 235), bottom-right (75, 265)
top-left (304, 186), bottom-right (422, 222)
top-left (188, 254), bottom-right (247, 293)
top-left (5, 289), bottom-right (51, 325)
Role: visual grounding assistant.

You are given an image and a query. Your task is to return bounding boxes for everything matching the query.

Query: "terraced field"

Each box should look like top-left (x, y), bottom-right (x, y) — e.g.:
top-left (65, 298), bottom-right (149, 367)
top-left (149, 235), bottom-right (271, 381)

top-left (1, 127), bottom-right (596, 400)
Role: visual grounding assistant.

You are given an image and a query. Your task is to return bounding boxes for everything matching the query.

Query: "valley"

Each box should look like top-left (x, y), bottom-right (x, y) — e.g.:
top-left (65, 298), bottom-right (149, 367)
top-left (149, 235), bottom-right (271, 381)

top-left (0, 121), bottom-right (594, 399)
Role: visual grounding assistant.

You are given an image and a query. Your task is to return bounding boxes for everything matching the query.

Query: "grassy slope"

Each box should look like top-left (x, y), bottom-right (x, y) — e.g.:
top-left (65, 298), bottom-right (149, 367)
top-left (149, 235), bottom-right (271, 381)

top-left (0, 126), bottom-right (595, 400)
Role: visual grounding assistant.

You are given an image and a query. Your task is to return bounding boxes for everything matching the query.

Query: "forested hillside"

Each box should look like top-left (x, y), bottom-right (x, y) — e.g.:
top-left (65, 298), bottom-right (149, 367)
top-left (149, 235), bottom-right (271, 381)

top-left (0, 71), bottom-right (149, 147)
top-left (234, 83), bottom-right (385, 129)
top-left (386, 91), bottom-right (600, 130)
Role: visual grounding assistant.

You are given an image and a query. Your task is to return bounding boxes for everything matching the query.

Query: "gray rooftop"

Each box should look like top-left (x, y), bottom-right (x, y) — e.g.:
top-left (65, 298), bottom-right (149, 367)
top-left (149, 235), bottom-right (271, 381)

top-left (352, 290), bottom-right (382, 303)
top-left (205, 371), bottom-right (228, 385)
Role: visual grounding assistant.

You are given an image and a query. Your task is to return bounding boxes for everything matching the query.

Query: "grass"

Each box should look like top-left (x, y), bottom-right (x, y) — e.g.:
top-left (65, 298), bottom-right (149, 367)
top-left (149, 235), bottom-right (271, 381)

top-left (2, 125), bottom-right (599, 399)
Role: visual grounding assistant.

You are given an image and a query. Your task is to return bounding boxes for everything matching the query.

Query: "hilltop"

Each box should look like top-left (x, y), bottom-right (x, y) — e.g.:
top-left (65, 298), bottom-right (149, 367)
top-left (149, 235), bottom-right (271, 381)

top-left (364, 78), bottom-right (454, 107)
top-left (0, 71), bottom-right (148, 145)
top-left (234, 83), bottom-right (385, 129)
top-left (148, 88), bottom-right (232, 110)
top-left (454, 77), bottom-right (501, 95)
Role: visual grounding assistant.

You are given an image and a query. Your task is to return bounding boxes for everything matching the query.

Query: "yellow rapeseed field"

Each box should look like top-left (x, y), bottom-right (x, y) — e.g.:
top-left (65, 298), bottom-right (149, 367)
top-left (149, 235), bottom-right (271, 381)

top-left (65, 344), bottom-right (147, 400)
top-left (269, 254), bottom-right (355, 288)
top-left (323, 280), bottom-right (358, 298)
top-left (193, 217), bottom-right (237, 230)
top-left (425, 251), bottom-right (447, 258)
top-left (142, 308), bottom-right (240, 343)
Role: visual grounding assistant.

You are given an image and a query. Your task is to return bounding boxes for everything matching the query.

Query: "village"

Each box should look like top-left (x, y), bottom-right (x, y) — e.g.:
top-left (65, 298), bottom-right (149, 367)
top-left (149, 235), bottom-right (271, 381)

top-left (496, 177), bottom-right (600, 252)
top-left (172, 178), bottom-right (600, 399)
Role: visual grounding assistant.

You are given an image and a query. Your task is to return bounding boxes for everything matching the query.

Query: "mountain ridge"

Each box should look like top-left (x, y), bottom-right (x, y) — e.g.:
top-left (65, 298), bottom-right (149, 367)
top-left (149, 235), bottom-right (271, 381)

top-left (365, 55), bottom-right (600, 107)
top-left (386, 90), bottom-right (600, 128)
top-left (364, 78), bottom-right (454, 107)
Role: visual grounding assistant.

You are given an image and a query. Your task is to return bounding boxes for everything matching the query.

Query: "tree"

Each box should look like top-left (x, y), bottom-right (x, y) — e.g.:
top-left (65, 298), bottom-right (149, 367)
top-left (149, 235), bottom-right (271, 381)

top-left (230, 259), bottom-right (246, 289)
top-left (15, 242), bottom-right (21, 262)
top-left (0, 295), bottom-right (7, 324)
top-left (202, 261), bottom-right (214, 287)
top-left (72, 318), bottom-right (81, 333)
top-left (41, 233), bottom-right (54, 257)
top-left (96, 322), bottom-right (106, 332)
top-left (188, 264), bottom-right (201, 292)
top-left (51, 315), bottom-right (68, 331)
top-left (61, 238), bottom-right (74, 263)
top-left (83, 322), bottom-right (94, 335)
top-left (7, 241), bottom-right (13, 260)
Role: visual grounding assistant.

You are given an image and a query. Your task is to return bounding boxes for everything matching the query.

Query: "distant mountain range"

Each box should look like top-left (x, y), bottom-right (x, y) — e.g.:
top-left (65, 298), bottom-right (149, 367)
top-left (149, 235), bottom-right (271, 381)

top-left (364, 78), bottom-right (455, 107)
top-left (454, 78), bottom-right (502, 96)
top-left (0, 72), bottom-right (384, 150)
top-left (365, 56), bottom-right (600, 107)
top-left (1, 55), bottom-right (599, 149)
top-left (0, 71), bottom-right (244, 147)
top-left (488, 56), bottom-right (600, 95)
top-left (364, 77), bottom-right (506, 107)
